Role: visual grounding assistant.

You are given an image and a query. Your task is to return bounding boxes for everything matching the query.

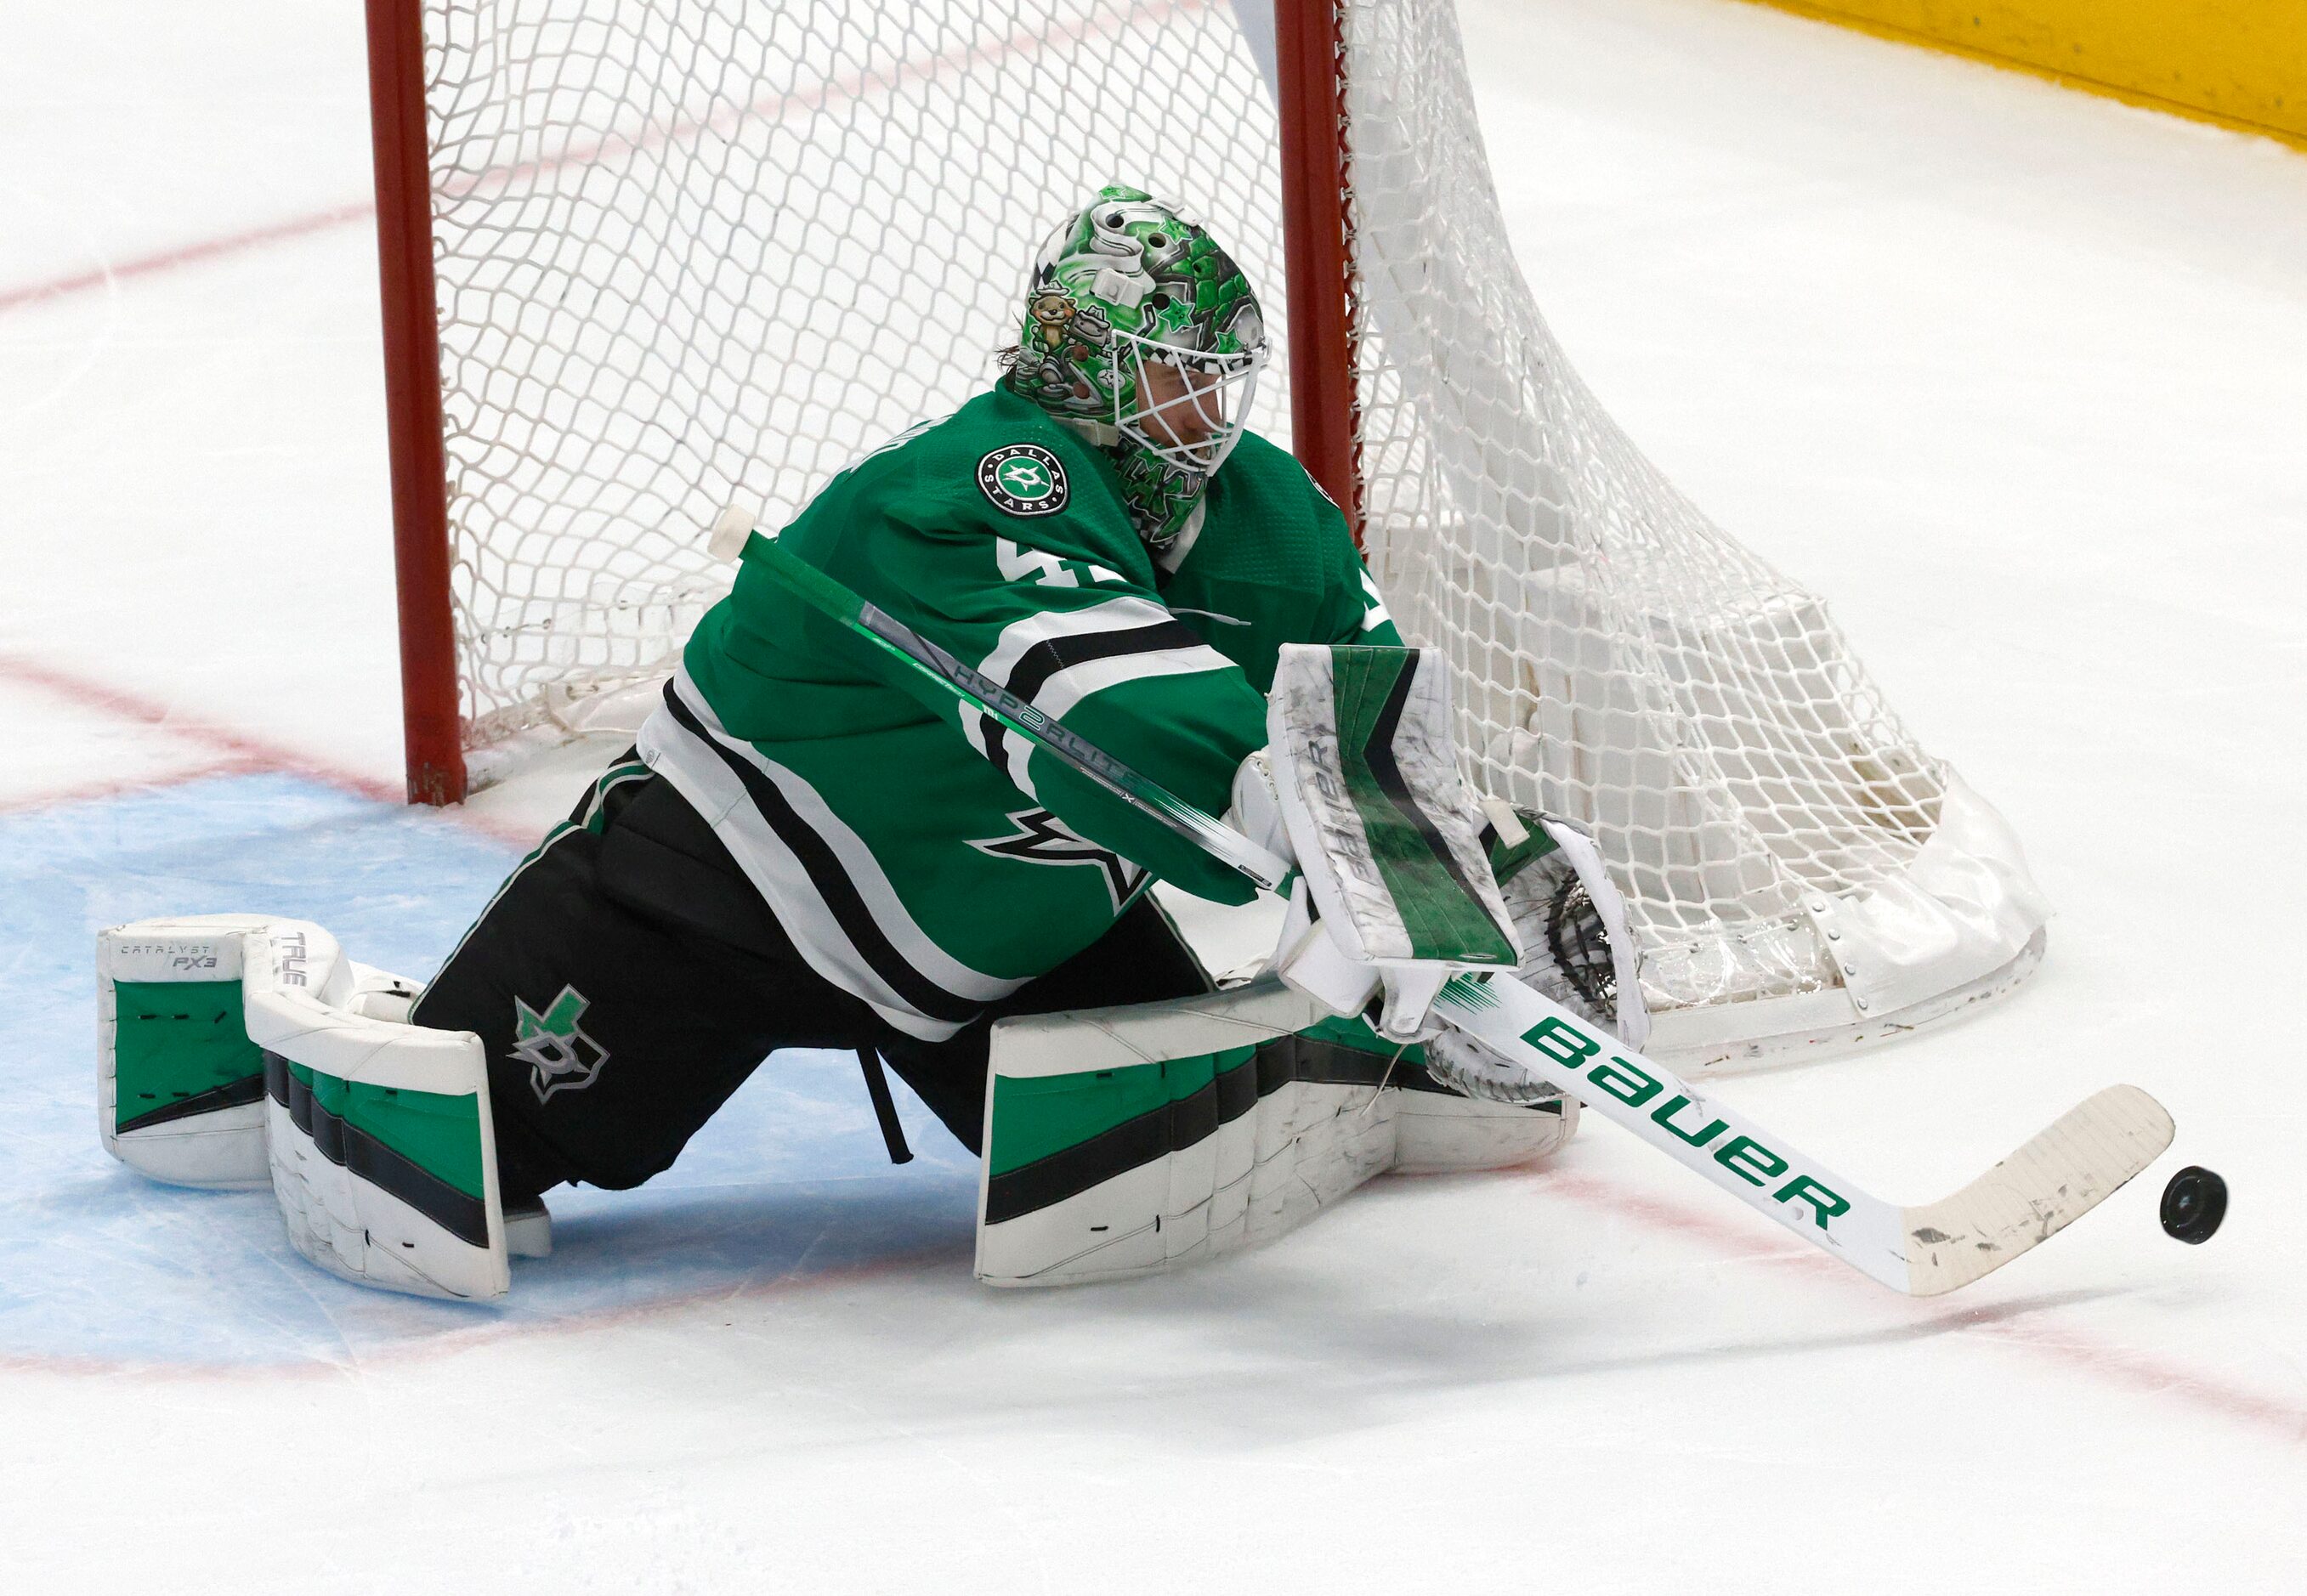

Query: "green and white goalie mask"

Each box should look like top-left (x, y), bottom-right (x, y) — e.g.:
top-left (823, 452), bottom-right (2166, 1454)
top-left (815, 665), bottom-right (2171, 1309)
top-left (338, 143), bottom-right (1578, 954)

top-left (1007, 184), bottom-right (1268, 552)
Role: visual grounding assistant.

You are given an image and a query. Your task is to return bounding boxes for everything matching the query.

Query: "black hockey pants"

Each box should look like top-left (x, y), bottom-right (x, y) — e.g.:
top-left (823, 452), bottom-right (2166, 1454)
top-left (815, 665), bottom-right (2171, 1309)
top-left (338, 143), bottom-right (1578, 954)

top-left (410, 760), bottom-right (1209, 1203)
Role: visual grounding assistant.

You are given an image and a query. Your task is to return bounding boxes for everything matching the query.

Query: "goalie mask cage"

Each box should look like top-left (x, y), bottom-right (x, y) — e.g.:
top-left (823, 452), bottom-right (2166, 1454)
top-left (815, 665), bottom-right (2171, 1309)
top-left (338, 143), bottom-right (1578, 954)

top-left (366, 0), bottom-right (2048, 1067)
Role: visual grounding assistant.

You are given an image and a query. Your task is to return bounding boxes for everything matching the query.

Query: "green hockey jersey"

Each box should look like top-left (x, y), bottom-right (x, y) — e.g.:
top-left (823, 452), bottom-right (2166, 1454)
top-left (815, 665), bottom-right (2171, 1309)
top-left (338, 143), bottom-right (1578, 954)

top-left (637, 386), bottom-right (1400, 1040)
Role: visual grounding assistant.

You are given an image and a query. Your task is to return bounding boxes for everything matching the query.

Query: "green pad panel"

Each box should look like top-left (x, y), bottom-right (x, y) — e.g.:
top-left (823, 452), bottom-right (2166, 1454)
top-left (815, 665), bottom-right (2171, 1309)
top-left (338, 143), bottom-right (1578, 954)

top-left (989, 1046), bottom-right (1247, 1180)
top-left (269, 1058), bottom-right (490, 1248)
top-left (984, 1023), bottom-right (1432, 1226)
top-left (1326, 646), bottom-right (1515, 965)
top-left (292, 1064), bottom-right (485, 1201)
top-left (112, 980), bottom-right (264, 1134)
top-left (984, 1044), bottom-right (1256, 1226)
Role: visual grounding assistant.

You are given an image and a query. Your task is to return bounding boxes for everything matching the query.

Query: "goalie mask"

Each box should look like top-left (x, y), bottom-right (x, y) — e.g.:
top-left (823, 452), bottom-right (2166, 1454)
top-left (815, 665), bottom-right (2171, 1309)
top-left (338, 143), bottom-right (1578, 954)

top-left (1006, 184), bottom-right (1268, 552)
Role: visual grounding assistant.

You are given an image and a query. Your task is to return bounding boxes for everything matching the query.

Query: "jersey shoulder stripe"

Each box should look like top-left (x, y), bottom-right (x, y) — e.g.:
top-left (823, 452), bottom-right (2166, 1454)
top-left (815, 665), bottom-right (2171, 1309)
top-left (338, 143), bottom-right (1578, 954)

top-left (983, 636), bottom-right (1234, 794)
top-left (974, 594), bottom-right (1174, 682)
top-left (966, 599), bottom-right (1234, 790)
top-left (1005, 616), bottom-right (1211, 707)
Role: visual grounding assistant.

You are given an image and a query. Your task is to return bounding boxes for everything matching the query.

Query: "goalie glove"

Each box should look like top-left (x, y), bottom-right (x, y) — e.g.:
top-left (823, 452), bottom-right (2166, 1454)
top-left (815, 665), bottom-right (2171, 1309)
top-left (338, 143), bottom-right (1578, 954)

top-left (1423, 803), bottom-right (1651, 1106)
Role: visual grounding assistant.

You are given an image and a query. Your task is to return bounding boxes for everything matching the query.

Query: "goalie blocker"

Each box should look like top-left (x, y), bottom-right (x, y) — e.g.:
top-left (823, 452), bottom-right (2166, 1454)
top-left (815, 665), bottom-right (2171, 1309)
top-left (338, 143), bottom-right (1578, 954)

top-left (1247, 641), bottom-right (1649, 1056)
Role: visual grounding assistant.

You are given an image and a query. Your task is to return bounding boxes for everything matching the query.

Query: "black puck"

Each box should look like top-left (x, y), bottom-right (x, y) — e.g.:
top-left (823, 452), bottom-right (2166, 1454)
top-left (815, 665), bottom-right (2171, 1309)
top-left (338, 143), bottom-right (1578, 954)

top-left (2160, 1165), bottom-right (2228, 1245)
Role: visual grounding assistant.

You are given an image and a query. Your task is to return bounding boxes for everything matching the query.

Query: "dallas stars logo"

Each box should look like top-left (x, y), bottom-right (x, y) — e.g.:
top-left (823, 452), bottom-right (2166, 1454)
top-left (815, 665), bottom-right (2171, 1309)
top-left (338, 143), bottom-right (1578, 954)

top-left (969, 806), bottom-right (1142, 908)
top-left (1000, 459), bottom-right (1049, 495)
top-left (977, 444), bottom-right (1069, 517)
top-left (509, 984), bottom-right (610, 1103)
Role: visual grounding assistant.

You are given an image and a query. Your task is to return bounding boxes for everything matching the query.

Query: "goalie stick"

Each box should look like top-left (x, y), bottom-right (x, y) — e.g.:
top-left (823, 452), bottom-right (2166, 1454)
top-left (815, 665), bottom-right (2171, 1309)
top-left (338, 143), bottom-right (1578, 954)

top-left (1431, 980), bottom-right (2171, 1294)
top-left (740, 514), bottom-right (2174, 1296)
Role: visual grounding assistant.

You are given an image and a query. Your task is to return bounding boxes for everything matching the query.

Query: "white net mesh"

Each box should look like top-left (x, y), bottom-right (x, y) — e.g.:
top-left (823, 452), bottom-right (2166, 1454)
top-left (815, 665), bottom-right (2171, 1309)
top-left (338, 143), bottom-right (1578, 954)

top-left (413, 0), bottom-right (2038, 1039)
top-left (423, 0), bottom-right (1289, 749)
top-left (1340, 0), bottom-right (1947, 1012)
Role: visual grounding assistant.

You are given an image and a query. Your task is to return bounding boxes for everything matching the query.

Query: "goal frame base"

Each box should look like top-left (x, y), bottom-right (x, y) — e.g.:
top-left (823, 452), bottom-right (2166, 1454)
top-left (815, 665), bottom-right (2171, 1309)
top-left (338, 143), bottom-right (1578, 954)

top-left (1650, 926), bottom-right (2047, 1076)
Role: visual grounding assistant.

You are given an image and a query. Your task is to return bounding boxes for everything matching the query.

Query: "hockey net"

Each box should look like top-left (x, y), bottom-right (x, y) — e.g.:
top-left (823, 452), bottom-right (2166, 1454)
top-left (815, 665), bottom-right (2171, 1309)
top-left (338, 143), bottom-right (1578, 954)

top-left (388, 0), bottom-right (2046, 1060)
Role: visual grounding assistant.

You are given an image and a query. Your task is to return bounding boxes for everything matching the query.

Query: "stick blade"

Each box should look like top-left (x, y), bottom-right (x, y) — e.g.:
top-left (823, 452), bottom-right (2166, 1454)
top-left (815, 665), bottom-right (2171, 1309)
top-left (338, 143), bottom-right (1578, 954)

top-left (1901, 1084), bottom-right (2174, 1297)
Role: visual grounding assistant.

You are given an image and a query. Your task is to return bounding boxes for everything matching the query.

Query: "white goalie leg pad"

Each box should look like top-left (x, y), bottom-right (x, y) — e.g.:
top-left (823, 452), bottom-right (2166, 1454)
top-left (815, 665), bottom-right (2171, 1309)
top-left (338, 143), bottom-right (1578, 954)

top-left (978, 981), bottom-right (1337, 1287)
top-left (99, 914), bottom-right (281, 1189)
top-left (241, 922), bottom-right (510, 1302)
top-left (99, 916), bottom-right (434, 1189)
top-left (975, 977), bottom-right (1580, 1287)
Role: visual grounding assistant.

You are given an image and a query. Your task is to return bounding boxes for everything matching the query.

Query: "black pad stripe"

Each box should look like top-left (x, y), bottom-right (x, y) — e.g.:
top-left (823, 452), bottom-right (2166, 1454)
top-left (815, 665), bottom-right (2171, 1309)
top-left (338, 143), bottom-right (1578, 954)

top-left (115, 1072), bottom-right (265, 1136)
top-left (264, 1052), bottom-right (490, 1248)
top-left (984, 1054), bottom-right (1258, 1225)
top-left (984, 1033), bottom-right (1488, 1224)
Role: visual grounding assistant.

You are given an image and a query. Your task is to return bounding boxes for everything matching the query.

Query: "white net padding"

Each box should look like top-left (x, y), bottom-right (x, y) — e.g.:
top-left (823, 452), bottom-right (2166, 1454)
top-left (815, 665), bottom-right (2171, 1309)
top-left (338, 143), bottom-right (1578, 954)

top-left (414, 0), bottom-right (2046, 1056)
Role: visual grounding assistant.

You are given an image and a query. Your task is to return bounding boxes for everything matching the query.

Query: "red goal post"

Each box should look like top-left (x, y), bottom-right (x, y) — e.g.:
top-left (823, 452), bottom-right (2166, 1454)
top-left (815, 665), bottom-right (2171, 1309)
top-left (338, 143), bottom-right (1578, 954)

top-left (366, 0), bottom-right (462, 807)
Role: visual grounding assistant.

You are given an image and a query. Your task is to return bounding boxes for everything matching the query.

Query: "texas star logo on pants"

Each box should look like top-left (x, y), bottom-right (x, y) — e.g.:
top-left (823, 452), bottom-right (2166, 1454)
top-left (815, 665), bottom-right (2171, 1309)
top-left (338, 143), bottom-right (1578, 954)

top-left (977, 444), bottom-right (1069, 516)
top-left (509, 984), bottom-right (610, 1102)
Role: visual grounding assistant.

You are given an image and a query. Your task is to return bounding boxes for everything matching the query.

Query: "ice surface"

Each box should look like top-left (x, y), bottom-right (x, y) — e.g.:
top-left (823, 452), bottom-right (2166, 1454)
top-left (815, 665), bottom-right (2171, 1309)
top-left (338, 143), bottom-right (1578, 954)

top-left (2, 0), bottom-right (2303, 1590)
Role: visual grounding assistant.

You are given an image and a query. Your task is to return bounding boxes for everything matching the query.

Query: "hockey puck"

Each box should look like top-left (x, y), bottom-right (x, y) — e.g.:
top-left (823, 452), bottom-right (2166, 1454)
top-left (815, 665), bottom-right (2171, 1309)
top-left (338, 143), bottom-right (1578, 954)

top-left (2159, 1166), bottom-right (2228, 1245)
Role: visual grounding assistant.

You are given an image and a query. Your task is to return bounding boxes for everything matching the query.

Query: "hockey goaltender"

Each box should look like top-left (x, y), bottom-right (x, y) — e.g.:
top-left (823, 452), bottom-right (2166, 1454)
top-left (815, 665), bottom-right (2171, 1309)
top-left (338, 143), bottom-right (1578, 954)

top-left (94, 187), bottom-right (1642, 1299)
